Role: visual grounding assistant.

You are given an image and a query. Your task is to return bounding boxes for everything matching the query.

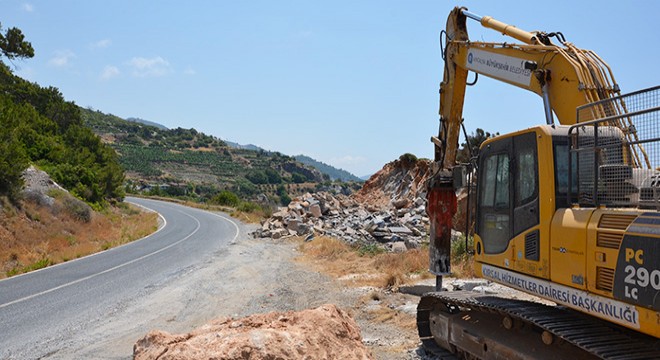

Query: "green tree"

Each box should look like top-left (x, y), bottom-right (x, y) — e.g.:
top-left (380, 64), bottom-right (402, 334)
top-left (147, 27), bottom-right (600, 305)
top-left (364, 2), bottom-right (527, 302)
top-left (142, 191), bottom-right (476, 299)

top-left (264, 168), bottom-right (282, 184)
top-left (0, 98), bottom-right (29, 202)
top-left (246, 170), bottom-right (268, 184)
top-left (276, 184), bottom-right (291, 206)
top-left (291, 172), bottom-right (306, 184)
top-left (0, 23), bottom-right (34, 61)
top-left (456, 128), bottom-right (499, 163)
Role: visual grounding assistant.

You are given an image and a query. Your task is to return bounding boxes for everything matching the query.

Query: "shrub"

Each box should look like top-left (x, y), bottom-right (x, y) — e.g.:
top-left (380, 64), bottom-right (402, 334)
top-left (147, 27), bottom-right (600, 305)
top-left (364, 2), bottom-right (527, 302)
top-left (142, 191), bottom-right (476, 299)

top-left (212, 190), bottom-right (240, 207)
top-left (279, 193), bottom-right (291, 206)
top-left (451, 234), bottom-right (475, 278)
top-left (237, 201), bottom-right (259, 213)
top-left (451, 234), bottom-right (474, 260)
top-left (63, 195), bottom-right (92, 222)
top-left (399, 153), bottom-right (418, 164)
top-left (246, 170), bottom-right (268, 184)
top-left (291, 172), bottom-right (307, 184)
top-left (358, 243), bottom-right (386, 257)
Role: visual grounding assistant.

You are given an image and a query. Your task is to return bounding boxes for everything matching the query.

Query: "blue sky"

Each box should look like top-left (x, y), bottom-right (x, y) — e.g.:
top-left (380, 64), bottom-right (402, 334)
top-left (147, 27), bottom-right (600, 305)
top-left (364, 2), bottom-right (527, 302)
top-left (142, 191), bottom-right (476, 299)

top-left (2, 1), bottom-right (658, 176)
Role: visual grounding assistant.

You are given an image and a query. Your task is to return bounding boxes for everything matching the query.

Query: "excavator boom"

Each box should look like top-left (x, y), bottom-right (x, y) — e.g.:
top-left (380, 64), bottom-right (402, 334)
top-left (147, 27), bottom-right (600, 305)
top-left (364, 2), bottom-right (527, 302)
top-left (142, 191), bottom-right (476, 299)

top-left (435, 7), bottom-right (623, 170)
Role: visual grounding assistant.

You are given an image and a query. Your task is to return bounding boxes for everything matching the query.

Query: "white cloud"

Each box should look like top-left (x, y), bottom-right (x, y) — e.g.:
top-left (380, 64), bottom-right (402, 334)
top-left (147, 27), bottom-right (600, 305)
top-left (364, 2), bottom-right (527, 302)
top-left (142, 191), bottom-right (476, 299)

top-left (128, 56), bottom-right (171, 77)
top-left (48, 50), bottom-right (75, 67)
top-left (22, 3), bottom-right (34, 12)
top-left (100, 65), bottom-right (120, 80)
top-left (91, 39), bottom-right (112, 49)
top-left (183, 67), bottom-right (196, 75)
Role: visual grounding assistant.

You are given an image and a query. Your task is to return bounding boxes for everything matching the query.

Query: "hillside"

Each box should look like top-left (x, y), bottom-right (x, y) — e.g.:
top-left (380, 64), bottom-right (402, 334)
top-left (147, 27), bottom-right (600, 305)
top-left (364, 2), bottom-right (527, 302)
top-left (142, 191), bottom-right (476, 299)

top-left (81, 108), bottom-right (332, 205)
top-left (224, 143), bottom-right (361, 182)
top-left (294, 155), bottom-right (362, 182)
top-left (125, 117), bottom-right (168, 130)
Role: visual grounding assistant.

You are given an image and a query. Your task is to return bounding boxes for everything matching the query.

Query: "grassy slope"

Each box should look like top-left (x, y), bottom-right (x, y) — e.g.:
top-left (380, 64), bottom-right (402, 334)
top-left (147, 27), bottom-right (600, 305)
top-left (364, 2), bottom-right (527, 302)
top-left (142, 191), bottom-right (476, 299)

top-left (0, 197), bottom-right (158, 278)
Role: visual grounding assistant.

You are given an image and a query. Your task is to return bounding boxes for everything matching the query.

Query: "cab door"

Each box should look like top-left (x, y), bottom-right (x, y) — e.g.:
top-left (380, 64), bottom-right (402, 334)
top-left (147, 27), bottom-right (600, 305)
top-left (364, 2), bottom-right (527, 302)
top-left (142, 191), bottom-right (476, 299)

top-left (476, 132), bottom-right (539, 258)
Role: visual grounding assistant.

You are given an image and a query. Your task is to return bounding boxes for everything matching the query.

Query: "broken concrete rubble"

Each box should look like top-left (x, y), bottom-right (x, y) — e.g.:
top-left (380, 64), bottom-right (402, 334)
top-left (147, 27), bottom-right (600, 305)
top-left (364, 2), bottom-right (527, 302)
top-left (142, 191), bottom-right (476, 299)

top-left (252, 191), bottom-right (430, 249)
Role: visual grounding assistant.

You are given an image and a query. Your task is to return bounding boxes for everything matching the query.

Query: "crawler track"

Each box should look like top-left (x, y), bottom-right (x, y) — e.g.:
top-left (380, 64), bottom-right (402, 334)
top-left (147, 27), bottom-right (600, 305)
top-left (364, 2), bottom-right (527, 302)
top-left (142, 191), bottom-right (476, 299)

top-left (417, 291), bottom-right (660, 360)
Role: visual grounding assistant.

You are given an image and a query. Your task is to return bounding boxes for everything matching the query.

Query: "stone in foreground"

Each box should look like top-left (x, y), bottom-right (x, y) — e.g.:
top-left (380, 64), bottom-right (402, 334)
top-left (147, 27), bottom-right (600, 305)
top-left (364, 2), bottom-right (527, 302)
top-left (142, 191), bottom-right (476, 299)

top-left (133, 304), bottom-right (373, 360)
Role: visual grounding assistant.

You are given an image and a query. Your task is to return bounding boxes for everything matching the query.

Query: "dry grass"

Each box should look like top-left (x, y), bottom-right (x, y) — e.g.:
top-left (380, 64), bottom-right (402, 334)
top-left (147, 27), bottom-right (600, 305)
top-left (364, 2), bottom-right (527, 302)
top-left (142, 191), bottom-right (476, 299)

top-left (229, 210), bottom-right (267, 224)
top-left (359, 295), bottom-right (418, 330)
top-left (0, 198), bottom-right (158, 278)
top-left (296, 236), bottom-right (433, 289)
top-left (142, 196), bottom-right (268, 224)
top-left (451, 254), bottom-right (476, 278)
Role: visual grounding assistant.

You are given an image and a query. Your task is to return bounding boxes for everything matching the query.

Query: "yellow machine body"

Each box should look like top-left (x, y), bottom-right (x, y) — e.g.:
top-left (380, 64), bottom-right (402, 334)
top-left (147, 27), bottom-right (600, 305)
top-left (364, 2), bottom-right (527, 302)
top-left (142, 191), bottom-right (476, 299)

top-left (470, 126), bottom-right (659, 338)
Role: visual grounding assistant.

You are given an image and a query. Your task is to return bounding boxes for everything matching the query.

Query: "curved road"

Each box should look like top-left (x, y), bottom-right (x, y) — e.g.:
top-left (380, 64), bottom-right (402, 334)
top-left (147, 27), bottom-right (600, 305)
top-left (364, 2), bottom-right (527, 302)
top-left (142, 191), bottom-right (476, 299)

top-left (0, 197), bottom-right (241, 359)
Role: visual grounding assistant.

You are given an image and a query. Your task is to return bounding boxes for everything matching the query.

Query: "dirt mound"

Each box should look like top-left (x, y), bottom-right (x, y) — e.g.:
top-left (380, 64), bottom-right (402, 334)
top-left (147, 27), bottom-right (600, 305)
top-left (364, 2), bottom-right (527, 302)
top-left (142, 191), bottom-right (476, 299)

top-left (353, 157), bottom-right (430, 211)
top-left (133, 304), bottom-right (374, 360)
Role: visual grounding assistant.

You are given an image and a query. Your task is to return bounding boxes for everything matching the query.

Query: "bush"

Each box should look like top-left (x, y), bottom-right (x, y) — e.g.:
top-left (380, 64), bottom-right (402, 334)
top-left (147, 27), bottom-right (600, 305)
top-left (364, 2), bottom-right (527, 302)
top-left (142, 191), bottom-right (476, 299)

top-left (237, 201), bottom-right (260, 213)
top-left (291, 172), bottom-right (307, 184)
top-left (276, 184), bottom-right (291, 206)
top-left (233, 178), bottom-right (258, 196)
top-left (246, 170), bottom-right (268, 184)
top-left (279, 193), bottom-right (291, 206)
top-left (63, 195), bottom-right (92, 222)
top-left (451, 234), bottom-right (474, 261)
top-left (212, 190), bottom-right (240, 207)
top-left (399, 153), bottom-right (418, 164)
top-left (264, 168), bottom-right (282, 184)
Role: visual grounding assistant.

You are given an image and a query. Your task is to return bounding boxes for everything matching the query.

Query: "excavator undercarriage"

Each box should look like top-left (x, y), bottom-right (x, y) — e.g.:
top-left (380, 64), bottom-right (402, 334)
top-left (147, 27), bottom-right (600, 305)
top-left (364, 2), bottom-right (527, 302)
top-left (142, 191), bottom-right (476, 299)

top-left (418, 291), bottom-right (660, 360)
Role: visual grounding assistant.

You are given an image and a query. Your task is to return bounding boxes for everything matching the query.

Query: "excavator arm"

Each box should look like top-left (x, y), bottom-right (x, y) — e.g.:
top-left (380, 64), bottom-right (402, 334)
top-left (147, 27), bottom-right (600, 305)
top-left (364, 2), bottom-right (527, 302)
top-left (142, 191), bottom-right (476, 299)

top-left (428, 7), bottom-right (639, 280)
top-left (435, 7), bottom-right (622, 170)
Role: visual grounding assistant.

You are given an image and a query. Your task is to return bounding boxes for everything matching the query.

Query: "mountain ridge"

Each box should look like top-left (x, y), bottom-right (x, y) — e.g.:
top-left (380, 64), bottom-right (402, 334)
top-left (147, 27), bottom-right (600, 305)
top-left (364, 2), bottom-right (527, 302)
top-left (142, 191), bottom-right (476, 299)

top-left (294, 155), bottom-right (362, 182)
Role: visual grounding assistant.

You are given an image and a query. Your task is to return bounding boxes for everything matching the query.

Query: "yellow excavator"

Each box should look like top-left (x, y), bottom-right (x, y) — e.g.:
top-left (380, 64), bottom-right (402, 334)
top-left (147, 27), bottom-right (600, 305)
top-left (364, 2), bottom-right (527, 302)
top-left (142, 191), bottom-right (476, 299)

top-left (418, 7), bottom-right (659, 359)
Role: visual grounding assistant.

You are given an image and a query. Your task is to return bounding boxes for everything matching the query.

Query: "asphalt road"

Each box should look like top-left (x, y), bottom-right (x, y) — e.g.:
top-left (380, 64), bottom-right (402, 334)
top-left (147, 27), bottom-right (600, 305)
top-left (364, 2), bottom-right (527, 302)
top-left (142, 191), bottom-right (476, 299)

top-left (0, 197), bottom-right (241, 359)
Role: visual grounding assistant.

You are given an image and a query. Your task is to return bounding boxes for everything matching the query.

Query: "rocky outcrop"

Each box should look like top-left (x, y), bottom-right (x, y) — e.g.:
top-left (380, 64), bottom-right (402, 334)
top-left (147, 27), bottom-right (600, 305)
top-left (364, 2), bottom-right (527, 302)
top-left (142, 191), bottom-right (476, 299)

top-left (133, 304), bottom-right (373, 360)
top-left (353, 157), bottom-right (430, 212)
top-left (21, 165), bottom-right (92, 222)
top-left (21, 165), bottom-right (66, 207)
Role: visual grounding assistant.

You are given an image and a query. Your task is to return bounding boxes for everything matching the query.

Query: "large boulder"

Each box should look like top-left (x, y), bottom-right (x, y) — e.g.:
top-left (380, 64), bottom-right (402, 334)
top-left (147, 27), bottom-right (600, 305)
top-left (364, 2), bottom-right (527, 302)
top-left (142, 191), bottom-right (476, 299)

top-left (133, 304), bottom-right (373, 360)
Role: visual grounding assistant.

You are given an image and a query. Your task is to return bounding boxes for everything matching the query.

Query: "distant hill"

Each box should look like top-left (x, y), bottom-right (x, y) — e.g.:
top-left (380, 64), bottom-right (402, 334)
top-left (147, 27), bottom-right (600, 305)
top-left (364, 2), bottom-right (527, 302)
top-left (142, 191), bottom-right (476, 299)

top-left (225, 140), bottom-right (264, 152)
top-left (81, 108), bottom-right (328, 205)
top-left (126, 117), bottom-right (168, 130)
top-left (294, 155), bottom-right (362, 182)
top-left (225, 142), bottom-right (362, 183)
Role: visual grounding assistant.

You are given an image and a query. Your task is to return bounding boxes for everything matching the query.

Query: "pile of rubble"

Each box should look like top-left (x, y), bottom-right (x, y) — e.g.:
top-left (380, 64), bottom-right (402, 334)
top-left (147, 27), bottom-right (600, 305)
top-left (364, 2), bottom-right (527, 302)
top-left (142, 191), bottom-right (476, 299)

top-left (253, 191), bottom-right (429, 250)
top-left (253, 157), bottom-right (433, 251)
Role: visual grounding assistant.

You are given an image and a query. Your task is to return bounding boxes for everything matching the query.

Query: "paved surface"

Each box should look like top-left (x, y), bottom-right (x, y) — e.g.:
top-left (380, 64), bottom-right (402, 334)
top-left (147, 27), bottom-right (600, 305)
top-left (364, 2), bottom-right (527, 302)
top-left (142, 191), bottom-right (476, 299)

top-left (0, 197), bottom-right (240, 359)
